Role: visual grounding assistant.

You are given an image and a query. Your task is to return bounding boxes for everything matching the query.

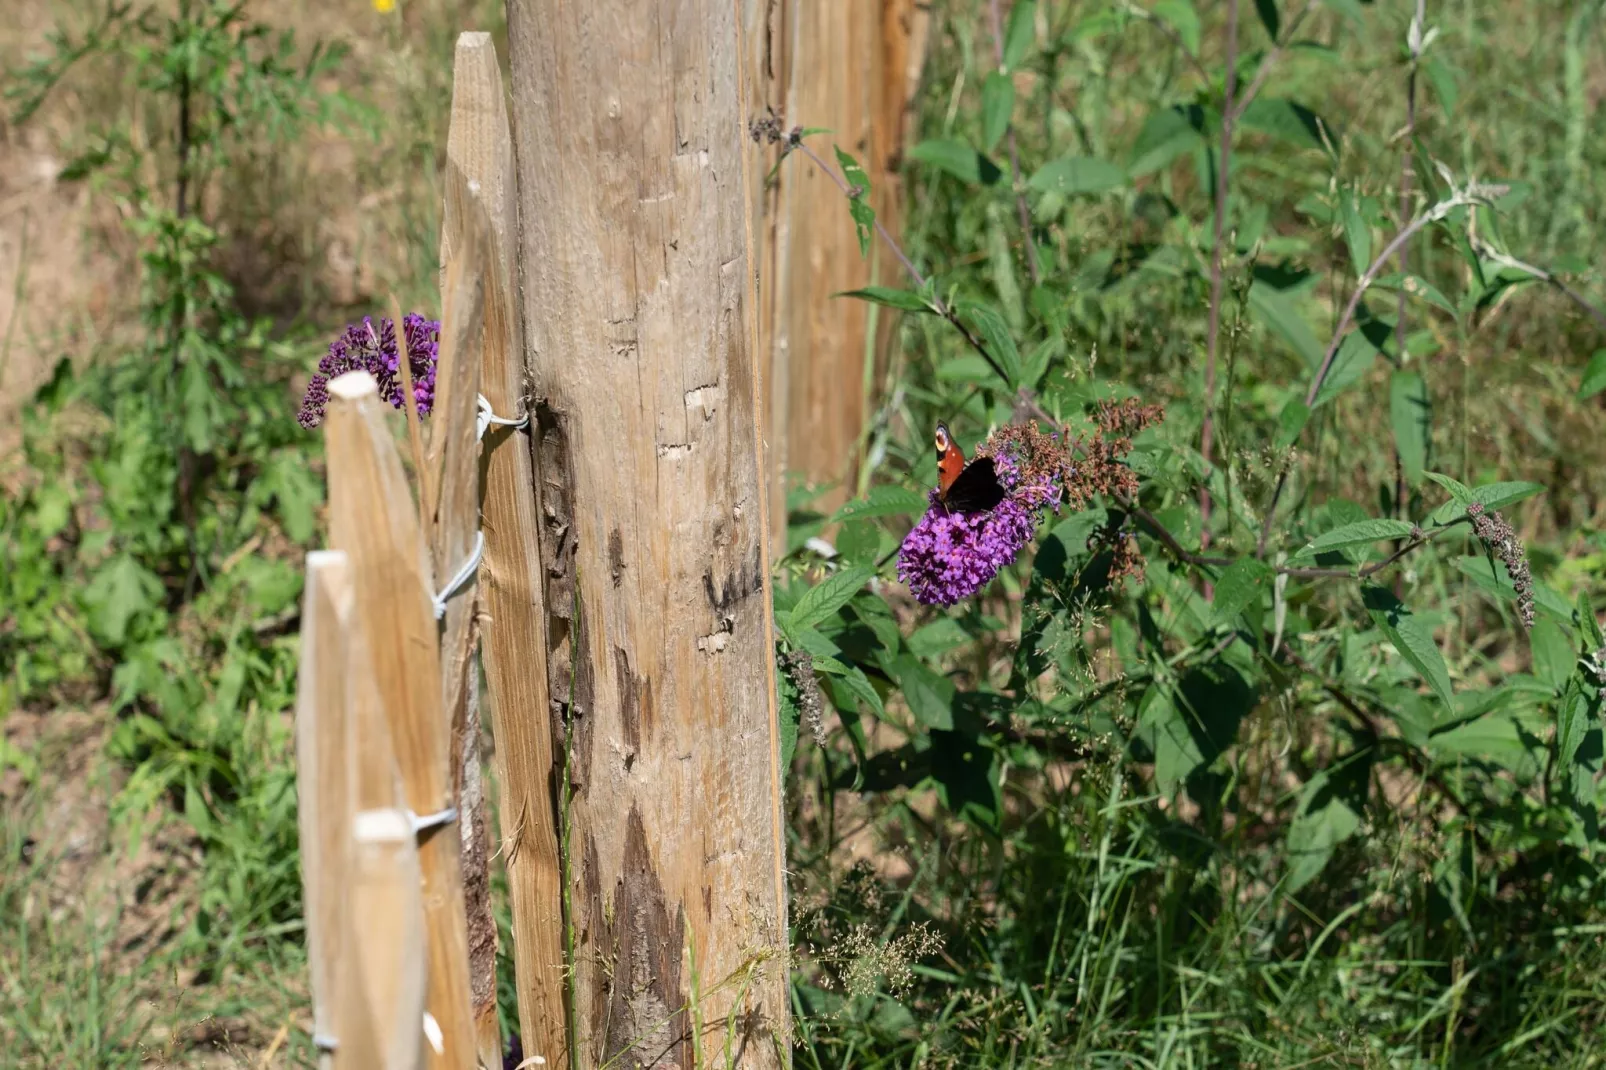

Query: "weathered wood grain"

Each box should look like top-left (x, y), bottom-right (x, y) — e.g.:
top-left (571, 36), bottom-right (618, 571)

top-left (504, 0), bottom-right (788, 1063)
top-left (434, 161), bottom-right (497, 1070)
top-left (445, 31), bottom-right (570, 1069)
top-left (294, 551), bottom-right (354, 1070)
top-left (324, 370), bottom-right (476, 1070)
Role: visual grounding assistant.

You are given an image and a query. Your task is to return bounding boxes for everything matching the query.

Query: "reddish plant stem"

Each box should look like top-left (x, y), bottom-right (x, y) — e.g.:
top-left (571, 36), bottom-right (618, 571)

top-left (1392, 0), bottom-right (1426, 593)
top-left (1229, 0), bottom-right (1317, 124)
top-left (1200, 0), bottom-right (1241, 554)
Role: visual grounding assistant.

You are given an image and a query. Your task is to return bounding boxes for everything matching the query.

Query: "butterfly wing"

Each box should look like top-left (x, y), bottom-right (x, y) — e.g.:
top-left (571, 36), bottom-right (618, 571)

top-left (935, 423), bottom-right (967, 495)
top-left (942, 455), bottom-right (1007, 513)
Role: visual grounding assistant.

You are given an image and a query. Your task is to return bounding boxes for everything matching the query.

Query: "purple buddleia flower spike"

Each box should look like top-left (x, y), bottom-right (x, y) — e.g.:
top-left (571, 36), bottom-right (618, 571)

top-left (297, 313), bottom-right (441, 428)
top-left (897, 491), bottom-right (1040, 607)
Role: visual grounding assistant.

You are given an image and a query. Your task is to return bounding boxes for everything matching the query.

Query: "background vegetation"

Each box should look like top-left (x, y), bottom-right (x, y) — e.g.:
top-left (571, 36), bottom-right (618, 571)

top-left (3, 0), bottom-right (1605, 1067)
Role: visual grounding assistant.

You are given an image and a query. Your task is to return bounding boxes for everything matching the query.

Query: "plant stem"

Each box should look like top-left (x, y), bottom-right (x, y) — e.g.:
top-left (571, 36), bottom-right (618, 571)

top-left (1229, 0), bottom-right (1318, 123)
top-left (1256, 205), bottom-right (1457, 556)
top-left (790, 138), bottom-right (1013, 385)
top-left (1200, 0), bottom-right (1240, 553)
top-left (1392, 0), bottom-right (1426, 589)
top-left (987, 0), bottom-right (1040, 286)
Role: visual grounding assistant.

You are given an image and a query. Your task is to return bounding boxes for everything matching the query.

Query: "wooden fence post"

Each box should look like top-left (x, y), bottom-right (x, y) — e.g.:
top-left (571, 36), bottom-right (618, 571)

top-left (432, 163), bottom-right (498, 1070)
top-left (758, 0), bottom-right (931, 542)
top-left (345, 618), bottom-right (426, 1070)
top-left (444, 32), bottom-right (570, 1068)
top-left (295, 551), bottom-right (354, 1070)
top-left (504, 0), bottom-right (790, 1063)
top-left (325, 370), bottom-right (476, 1070)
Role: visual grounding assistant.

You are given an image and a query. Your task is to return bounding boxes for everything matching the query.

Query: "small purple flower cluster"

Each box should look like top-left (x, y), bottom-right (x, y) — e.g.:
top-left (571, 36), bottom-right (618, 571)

top-left (897, 432), bottom-right (1063, 607)
top-left (296, 313), bottom-right (441, 429)
top-left (897, 493), bottom-right (1042, 606)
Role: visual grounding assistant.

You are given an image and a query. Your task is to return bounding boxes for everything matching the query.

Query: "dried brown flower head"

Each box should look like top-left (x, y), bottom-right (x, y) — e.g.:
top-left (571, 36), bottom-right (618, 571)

top-left (1466, 501), bottom-right (1534, 631)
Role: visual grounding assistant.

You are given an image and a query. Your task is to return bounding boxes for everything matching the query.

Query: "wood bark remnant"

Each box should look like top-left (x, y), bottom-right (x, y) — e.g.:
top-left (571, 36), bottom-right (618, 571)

top-left (504, 0), bottom-right (788, 1063)
top-left (446, 32), bottom-right (570, 1069)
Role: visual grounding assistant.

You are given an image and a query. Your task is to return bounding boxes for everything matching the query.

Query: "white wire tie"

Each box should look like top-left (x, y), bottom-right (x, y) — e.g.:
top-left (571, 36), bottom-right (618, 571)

top-left (313, 1034), bottom-right (338, 1052)
top-left (432, 531), bottom-right (484, 620)
top-left (477, 393), bottom-right (529, 441)
top-left (410, 807), bottom-right (458, 835)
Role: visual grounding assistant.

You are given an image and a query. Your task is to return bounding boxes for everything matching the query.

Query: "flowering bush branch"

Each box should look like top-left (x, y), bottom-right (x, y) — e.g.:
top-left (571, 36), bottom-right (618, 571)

top-left (759, 119), bottom-right (1528, 612)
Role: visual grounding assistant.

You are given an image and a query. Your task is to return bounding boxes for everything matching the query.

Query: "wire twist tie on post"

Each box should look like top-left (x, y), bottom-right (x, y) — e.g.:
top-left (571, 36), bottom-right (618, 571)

top-left (432, 531), bottom-right (484, 620)
top-left (476, 393), bottom-right (528, 441)
top-left (409, 807), bottom-right (458, 835)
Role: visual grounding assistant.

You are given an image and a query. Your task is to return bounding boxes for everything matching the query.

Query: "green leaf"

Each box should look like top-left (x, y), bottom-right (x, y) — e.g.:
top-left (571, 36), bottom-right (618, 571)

top-left (1276, 398), bottom-right (1311, 448)
top-left (1426, 478), bottom-right (1545, 525)
top-left (981, 71), bottom-right (1014, 152)
top-left (908, 618), bottom-right (971, 659)
top-left (1453, 556), bottom-right (1573, 626)
top-left (1374, 272), bottom-right (1458, 316)
top-left (1002, 0), bottom-right (1037, 68)
top-left (1249, 282), bottom-right (1323, 370)
top-left (835, 286), bottom-right (935, 313)
top-left (1422, 56), bottom-right (1459, 117)
top-left (788, 565), bottom-right (875, 633)
top-left (1580, 591), bottom-right (1604, 649)
top-left (81, 554), bottom-right (163, 647)
top-left (886, 654), bottom-right (956, 730)
top-left (1027, 155), bottom-right (1125, 196)
top-left (1363, 585), bottom-right (1455, 709)
top-left (1529, 617), bottom-right (1573, 690)
top-left (1128, 104), bottom-right (1207, 176)
top-left (1153, 0), bottom-right (1200, 54)
top-left (1578, 349), bottom-right (1606, 400)
top-left (777, 653), bottom-right (802, 771)
top-left (833, 146), bottom-right (874, 257)
top-left (1390, 371), bottom-right (1431, 484)
top-left (908, 139), bottom-right (1003, 185)
top-left (956, 302), bottom-right (1022, 387)
top-left (1312, 330), bottom-right (1381, 407)
top-left (1238, 98), bottom-right (1329, 153)
top-left (1555, 679), bottom-right (1600, 810)
top-left (1295, 519), bottom-right (1417, 560)
top-left (180, 358), bottom-right (219, 452)
top-left (1422, 470), bottom-right (1474, 505)
top-left (1140, 661), bottom-right (1256, 793)
top-left (831, 485), bottom-right (929, 522)
top-left (1213, 558), bottom-right (1275, 622)
top-left (1285, 765), bottom-right (1365, 894)
top-left (1252, 0), bottom-right (1280, 40)
top-left (1340, 192), bottom-right (1370, 279)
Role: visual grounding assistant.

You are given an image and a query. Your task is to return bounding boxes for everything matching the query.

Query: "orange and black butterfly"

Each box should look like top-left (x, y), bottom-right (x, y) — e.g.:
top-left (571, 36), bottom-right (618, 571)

top-left (934, 423), bottom-right (1006, 514)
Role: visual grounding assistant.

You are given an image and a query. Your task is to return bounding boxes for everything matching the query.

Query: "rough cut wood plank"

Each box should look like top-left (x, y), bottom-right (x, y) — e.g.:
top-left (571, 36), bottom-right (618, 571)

top-left (324, 370), bottom-right (476, 1070)
top-left (294, 551), bottom-right (353, 1070)
top-left (504, 0), bottom-right (788, 1063)
top-left (339, 608), bottom-right (418, 1070)
top-left (433, 161), bottom-right (499, 1070)
top-left (444, 31), bottom-right (570, 1070)
top-left (347, 806), bottom-right (426, 1070)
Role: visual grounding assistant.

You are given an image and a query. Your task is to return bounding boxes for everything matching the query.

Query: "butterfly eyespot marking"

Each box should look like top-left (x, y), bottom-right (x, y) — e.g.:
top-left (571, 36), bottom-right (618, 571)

top-left (931, 422), bottom-right (1006, 514)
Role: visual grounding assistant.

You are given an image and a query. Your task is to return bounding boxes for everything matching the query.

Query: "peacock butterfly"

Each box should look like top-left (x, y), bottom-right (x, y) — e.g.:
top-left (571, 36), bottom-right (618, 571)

top-left (934, 422), bottom-right (1006, 514)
